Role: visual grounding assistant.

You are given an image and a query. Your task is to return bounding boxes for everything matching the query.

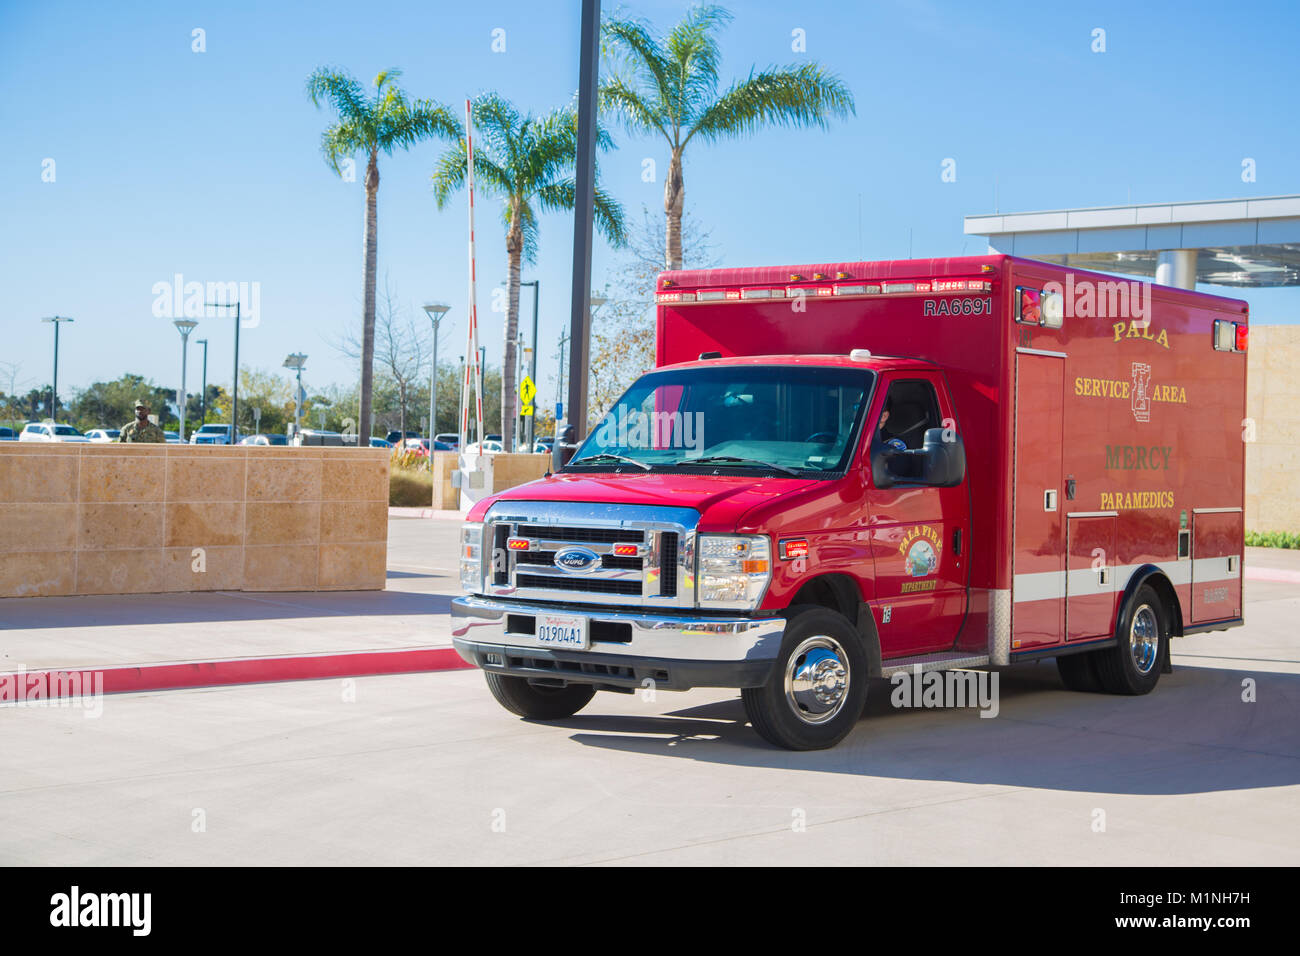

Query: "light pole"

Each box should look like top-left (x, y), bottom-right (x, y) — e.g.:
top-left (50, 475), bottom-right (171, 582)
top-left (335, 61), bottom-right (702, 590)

top-left (519, 280), bottom-right (541, 446)
top-left (195, 338), bottom-right (208, 430)
top-left (205, 300), bottom-right (241, 441)
top-left (173, 319), bottom-right (198, 440)
top-left (282, 352), bottom-right (307, 436)
top-left (40, 316), bottom-right (74, 423)
top-left (422, 303), bottom-right (450, 442)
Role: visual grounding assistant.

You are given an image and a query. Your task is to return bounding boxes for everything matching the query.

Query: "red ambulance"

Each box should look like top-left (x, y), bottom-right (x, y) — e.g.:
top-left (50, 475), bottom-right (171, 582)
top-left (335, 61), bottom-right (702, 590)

top-left (451, 254), bottom-right (1247, 750)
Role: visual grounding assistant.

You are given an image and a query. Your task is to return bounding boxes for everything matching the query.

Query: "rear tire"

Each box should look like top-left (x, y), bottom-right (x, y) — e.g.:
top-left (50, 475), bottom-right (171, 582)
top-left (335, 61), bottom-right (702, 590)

top-left (1094, 584), bottom-right (1166, 695)
top-left (1056, 651), bottom-right (1104, 692)
top-left (484, 672), bottom-right (596, 719)
top-left (742, 606), bottom-right (868, 751)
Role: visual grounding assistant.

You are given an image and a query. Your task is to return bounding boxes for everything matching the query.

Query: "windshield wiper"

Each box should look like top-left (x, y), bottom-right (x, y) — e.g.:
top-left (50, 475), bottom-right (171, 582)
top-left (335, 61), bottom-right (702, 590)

top-left (677, 455), bottom-right (800, 476)
top-left (566, 453), bottom-right (652, 471)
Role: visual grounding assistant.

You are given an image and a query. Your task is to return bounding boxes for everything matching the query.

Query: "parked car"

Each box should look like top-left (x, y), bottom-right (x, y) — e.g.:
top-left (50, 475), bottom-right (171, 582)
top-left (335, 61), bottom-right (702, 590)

top-left (386, 430), bottom-right (422, 445)
top-left (292, 428), bottom-right (350, 446)
top-left (434, 432), bottom-right (460, 450)
top-left (164, 431), bottom-right (181, 444)
top-left (0, 426), bottom-right (19, 441)
top-left (84, 429), bottom-right (121, 443)
top-left (18, 423), bottom-right (89, 442)
top-left (369, 437), bottom-right (393, 449)
top-left (190, 424), bottom-right (241, 445)
top-left (239, 433), bottom-right (290, 446)
top-left (433, 440), bottom-right (455, 451)
top-left (462, 439), bottom-right (503, 454)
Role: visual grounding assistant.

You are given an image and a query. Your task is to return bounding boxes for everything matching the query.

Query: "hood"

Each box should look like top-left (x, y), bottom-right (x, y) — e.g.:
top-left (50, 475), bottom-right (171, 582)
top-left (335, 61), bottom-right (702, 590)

top-left (478, 471), bottom-right (820, 532)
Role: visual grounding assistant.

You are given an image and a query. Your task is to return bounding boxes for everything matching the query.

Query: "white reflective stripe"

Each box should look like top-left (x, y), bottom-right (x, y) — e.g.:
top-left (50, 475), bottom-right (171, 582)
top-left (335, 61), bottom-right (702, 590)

top-left (1066, 566), bottom-right (1115, 597)
top-left (1013, 557), bottom-right (1240, 603)
top-left (1013, 570), bottom-right (1063, 603)
top-left (1193, 555), bottom-right (1240, 583)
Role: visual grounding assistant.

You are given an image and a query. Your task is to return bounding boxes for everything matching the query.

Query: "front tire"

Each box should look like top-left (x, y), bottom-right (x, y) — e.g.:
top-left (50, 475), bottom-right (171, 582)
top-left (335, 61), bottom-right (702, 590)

top-left (484, 672), bottom-right (595, 720)
top-left (1094, 584), bottom-right (1167, 695)
top-left (742, 606), bottom-right (868, 750)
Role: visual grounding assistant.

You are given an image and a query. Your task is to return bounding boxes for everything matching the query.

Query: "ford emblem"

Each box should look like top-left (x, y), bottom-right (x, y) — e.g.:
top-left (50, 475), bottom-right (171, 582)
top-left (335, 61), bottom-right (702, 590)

top-left (553, 546), bottom-right (600, 574)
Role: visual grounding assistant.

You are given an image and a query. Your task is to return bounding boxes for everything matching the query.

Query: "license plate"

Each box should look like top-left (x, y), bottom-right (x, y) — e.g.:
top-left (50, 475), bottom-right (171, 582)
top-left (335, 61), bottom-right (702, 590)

top-left (533, 614), bottom-right (588, 650)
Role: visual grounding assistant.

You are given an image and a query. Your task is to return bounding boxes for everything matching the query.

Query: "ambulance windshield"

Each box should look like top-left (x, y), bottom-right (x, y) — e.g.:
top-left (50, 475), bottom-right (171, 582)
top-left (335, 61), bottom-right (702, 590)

top-left (567, 365), bottom-right (875, 476)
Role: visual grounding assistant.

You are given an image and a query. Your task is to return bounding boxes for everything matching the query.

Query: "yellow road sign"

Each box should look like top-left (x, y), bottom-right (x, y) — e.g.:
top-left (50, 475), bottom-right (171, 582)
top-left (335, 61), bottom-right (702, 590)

top-left (519, 375), bottom-right (537, 405)
top-left (521, 404), bottom-right (534, 417)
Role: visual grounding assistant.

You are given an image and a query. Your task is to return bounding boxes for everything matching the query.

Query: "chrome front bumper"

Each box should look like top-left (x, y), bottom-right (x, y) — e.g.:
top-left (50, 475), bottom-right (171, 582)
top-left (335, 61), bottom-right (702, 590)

top-left (450, 595), bottom-right (786, 690)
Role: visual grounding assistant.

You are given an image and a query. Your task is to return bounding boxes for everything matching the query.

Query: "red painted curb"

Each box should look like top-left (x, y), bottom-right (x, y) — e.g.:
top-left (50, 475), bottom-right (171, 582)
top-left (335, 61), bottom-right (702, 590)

top-left (1, 647), bottom-right (474, 699)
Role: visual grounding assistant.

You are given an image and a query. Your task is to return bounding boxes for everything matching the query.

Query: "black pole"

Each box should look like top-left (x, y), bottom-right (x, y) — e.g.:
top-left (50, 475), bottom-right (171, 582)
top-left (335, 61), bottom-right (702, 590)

top-left (50, 320), bottom-right (59, 423)
top-left (198, 339), bottom-right (208, 427)
top-left (231, 302), bottom-right (240, 442)
top-left (566, 0), bottom-right (600, 443)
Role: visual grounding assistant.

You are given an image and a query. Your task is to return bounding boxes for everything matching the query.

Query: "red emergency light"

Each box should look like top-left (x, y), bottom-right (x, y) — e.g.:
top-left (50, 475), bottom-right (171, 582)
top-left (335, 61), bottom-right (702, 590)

top-left (1235, 323), bottom-right (1249, 351)
top-left (611, 543), bottom-right (639, 557)
top-left (506, 538), bottom-right (531, 551)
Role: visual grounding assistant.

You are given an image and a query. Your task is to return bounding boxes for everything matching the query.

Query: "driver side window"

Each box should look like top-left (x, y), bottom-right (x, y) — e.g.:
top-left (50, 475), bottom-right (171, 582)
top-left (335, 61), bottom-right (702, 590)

top-left (874, 379), bottom-right (943, 482)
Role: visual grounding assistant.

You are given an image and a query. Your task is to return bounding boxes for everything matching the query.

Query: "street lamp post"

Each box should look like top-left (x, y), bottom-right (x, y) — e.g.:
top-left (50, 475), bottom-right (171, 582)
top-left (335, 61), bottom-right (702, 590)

top-left (173, 319), bottom-right (198, 441)
top-left (195, 338), bottom-right (209, 431)
top-left (282, 353), bottom-right (308, 437)
top-left (422, 303), bottom-right (451, 443)
top-left (40, 316), bottom-right (74, 423)
top-left (204, 300), bottom-right (241, 442)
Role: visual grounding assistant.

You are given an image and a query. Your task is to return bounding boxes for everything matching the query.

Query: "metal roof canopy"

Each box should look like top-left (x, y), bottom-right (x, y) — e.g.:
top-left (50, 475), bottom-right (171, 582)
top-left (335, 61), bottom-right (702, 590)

top-left (965, 195), bottom-right (1300, 287)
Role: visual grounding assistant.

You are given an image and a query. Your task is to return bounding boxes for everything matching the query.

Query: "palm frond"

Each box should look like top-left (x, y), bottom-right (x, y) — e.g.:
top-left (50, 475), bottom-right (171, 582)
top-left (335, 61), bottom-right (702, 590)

top-left (307, 67), bottom-right (367, 119)
top-left (685, 63), bottom-right (855, 145)
top-left (598, 76), bottom-right (670, 143)
top-left (665, 4), bottom-right (730, 124)
top-left (319, 122), bottom-right (368, 176)
top-left (600, 14), bottom-right (674, 117)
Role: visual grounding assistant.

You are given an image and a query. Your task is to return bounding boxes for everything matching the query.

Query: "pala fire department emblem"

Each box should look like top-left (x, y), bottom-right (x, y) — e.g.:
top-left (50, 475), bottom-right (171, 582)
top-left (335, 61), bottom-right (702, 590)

top-left (899, 525), bottom-right (941, 577)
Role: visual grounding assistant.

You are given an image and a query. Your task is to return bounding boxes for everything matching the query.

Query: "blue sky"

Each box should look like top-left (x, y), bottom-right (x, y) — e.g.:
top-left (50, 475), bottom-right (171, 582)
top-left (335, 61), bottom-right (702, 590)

top-left (2, 0), bottom-right (1298, 414)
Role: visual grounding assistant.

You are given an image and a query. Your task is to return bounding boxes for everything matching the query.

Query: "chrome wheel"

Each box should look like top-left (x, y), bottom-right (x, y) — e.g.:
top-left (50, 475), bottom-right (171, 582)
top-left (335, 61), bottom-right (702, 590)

top-left (1130, 604), bottom-right (1159, 675)
top-left (784, 636), bottom-right (850, 724)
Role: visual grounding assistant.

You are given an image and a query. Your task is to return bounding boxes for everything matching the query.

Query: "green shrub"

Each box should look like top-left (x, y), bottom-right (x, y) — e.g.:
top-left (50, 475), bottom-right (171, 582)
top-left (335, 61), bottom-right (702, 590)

top-left (1245, 530), bottom-right (1300, 549)
top-left (389, 469), bottom-right (433, 507)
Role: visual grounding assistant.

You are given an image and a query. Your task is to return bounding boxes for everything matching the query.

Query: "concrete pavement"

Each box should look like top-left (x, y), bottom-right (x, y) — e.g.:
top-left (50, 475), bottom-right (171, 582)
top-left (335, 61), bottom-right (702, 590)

top-left (0, 533), bottom-right (1296, 865)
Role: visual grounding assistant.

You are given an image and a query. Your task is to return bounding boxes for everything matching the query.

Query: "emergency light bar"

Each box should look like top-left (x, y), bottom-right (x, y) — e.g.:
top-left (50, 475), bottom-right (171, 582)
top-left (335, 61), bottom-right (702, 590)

top-left (656, 277), bottom-right (995, 304)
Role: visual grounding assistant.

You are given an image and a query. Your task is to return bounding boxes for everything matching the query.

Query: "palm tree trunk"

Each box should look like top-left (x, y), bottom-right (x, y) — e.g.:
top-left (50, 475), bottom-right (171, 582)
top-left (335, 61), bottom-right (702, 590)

top-left (359, 150), bottom-right (379, 451)
top-left (664, 147), bottom-right (685, 271)
top-left (502, 219), bottom-right (523, 452)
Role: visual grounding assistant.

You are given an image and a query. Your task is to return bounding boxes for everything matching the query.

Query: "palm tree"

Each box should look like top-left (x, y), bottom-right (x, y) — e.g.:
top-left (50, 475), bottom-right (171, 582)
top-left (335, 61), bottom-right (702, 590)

top-left (432, 93), bottom-right (626, 451)
top-left (308, 67), bottom-right (458, 447)
top-left (601, 5), bottom-right (855, 271)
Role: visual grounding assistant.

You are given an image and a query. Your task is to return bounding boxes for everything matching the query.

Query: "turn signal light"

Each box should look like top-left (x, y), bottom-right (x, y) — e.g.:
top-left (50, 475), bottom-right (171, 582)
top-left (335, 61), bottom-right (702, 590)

top-left (779, 539), bottom-right (809, 560)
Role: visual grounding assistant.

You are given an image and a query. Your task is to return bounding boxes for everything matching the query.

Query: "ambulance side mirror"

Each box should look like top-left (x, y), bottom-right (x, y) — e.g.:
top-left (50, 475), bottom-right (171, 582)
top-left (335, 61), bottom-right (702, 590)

top-left (920, 427), bottom-right (966, 486)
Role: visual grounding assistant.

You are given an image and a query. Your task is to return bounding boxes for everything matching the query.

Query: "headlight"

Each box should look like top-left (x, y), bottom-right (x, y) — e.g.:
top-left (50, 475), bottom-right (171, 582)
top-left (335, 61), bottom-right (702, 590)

top-left (697, 534), bottom-right (771, 610)
top-left (460, 522), bottom-right (485, 594)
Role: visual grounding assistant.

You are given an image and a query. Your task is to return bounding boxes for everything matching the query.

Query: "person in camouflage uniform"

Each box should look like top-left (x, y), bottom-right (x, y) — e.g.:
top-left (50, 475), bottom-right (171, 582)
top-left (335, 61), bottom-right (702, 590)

top-left (118, 400), bottom-right (167, 443)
